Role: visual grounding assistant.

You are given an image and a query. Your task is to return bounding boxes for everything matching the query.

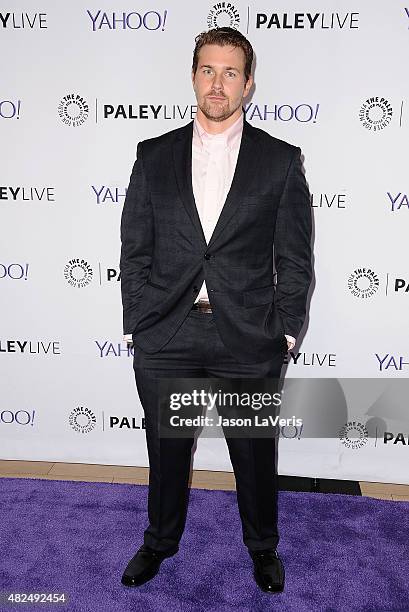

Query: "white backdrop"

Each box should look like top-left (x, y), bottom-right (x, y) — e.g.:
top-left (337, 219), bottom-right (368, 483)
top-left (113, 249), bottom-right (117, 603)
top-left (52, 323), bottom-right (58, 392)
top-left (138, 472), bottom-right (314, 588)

top-left (1, 1), bottom-right (408, 484)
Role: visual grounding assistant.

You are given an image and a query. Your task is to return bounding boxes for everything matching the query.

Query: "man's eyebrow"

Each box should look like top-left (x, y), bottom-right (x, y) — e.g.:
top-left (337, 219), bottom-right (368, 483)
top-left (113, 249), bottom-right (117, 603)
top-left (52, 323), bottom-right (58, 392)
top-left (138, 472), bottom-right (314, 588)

top-left (199, 64), bottom-right (241, 72)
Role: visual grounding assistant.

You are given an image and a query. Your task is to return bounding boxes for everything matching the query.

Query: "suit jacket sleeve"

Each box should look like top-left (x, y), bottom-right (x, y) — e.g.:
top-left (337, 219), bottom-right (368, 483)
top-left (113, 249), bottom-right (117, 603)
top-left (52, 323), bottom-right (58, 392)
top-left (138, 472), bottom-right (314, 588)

top-left (120, 141), bottom-right (154, 335)
top-left (274, 146), bottom-right (312, 339)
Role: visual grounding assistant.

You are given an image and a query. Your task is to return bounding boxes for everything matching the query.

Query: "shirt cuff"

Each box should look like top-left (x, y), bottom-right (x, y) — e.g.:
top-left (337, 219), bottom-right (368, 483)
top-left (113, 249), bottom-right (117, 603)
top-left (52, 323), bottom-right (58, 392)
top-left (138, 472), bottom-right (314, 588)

top-left (123, 334), bottom-right (133, 343)
top-left (284, 334), bottom-right (296, 350)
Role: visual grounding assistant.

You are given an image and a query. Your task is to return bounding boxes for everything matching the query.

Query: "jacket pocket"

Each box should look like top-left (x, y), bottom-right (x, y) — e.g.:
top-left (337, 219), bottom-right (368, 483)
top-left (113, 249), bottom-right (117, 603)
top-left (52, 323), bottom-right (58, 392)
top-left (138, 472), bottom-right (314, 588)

top-left (243, 284), bottom-right (275, 308)
top-left (240, 195), bottom-right (272, 207)
top-left (145, 279), bottom-right (170, 292)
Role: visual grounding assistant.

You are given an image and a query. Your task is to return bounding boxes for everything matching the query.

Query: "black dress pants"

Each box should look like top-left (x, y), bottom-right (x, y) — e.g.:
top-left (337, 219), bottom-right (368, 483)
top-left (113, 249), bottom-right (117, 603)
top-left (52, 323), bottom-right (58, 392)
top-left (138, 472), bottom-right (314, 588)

top-left (132, 309), bottom-right (287, 553)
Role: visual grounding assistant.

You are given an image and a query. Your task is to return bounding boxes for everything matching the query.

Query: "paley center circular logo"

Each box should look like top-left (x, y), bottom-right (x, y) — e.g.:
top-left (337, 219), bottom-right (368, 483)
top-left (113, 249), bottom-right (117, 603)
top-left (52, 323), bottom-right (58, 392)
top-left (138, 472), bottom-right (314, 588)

top-left (64, 258), bottom-right (93, 288)
top-left (339, 420), bottom-right (368, 449)
top-left (69, 406), bottom-right (97, 434)
top-left (359, 97), bottom-right (393, 131)
top-left (347, 268), bottom-right (379, 299)
top-left (58, 93), bottom-right (89, 127)
top-left (207, 3), bottom-right (240, 29)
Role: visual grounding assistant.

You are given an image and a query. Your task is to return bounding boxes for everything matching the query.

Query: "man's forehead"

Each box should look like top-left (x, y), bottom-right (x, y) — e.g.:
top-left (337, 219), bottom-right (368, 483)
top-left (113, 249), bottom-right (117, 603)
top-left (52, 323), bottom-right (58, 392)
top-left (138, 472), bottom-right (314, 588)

top-left (197, 44), bottom-right (245, 68)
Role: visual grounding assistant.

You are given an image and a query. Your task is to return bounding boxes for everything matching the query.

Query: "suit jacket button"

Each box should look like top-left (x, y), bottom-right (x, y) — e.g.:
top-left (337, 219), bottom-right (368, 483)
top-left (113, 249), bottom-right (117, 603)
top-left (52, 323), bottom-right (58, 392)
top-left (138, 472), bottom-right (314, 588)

top-left (204, 253), bottom-right (211, 260)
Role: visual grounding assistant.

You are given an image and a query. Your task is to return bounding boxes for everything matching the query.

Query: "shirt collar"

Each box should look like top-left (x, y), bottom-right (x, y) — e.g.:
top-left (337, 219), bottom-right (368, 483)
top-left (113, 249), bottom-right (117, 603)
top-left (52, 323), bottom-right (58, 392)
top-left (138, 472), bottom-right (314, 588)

top-left (193, 111), bottom-right (243, 151)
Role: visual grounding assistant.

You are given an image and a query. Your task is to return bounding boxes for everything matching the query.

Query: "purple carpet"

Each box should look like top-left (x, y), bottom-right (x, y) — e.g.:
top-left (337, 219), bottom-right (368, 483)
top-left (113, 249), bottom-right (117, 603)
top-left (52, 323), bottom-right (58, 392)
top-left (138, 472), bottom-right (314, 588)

top-left (0, 477), bottom-right (408, 611)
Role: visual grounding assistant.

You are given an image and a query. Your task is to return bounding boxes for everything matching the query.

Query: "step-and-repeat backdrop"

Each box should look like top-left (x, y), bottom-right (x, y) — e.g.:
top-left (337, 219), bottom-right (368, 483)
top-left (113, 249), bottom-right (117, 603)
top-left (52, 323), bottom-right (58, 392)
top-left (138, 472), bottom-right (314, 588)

top-left (2, 1), bottom-right (408, 484)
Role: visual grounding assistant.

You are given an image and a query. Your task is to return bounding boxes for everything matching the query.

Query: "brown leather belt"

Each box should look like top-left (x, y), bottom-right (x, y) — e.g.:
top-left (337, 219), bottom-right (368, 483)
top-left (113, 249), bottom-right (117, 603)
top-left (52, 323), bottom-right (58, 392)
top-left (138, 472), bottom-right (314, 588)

top-left (191, 300), bottom-right (213, 313)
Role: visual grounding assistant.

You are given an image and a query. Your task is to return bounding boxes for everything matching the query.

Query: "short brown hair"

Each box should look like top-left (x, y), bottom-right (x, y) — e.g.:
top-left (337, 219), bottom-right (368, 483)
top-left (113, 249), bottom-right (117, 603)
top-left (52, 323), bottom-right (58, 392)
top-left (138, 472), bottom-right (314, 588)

top-left (192, 27), bottom-right (253, 83)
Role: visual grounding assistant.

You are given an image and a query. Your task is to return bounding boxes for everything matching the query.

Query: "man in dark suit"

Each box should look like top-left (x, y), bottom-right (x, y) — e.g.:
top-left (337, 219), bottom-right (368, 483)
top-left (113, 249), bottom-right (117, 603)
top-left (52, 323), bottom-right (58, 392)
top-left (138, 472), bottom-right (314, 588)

top-left (120, 27), bottom-right (312, 593)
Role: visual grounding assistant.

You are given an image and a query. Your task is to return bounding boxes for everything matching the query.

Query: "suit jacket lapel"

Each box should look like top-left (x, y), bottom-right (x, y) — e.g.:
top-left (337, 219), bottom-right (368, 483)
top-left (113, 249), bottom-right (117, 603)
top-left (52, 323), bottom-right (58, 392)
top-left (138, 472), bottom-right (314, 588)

top-left (172, 116), bottom-right (259, 249)
top-left (173, 121), bottom-right (207, 246)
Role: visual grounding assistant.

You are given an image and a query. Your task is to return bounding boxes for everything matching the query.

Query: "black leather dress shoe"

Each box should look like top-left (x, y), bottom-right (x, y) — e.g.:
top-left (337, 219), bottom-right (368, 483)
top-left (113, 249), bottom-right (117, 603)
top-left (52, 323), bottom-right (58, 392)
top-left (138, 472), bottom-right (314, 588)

top-left (250, 549), bottom-right (285, 593)
top-left (121, 544), bottom-right (178, 587)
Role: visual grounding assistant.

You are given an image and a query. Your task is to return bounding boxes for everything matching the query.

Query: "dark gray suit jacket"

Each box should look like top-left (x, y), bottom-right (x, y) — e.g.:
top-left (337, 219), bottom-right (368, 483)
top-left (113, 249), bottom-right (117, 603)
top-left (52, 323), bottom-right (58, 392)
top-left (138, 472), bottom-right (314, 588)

top-left (120, 117), bottom-right (312, 364)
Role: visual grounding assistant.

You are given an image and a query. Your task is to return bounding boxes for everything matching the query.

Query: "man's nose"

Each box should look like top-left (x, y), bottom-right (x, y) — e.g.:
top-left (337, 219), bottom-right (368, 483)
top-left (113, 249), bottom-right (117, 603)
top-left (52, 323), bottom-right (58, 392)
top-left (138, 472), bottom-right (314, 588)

top-left (212, 73), bottom-right (223, 90)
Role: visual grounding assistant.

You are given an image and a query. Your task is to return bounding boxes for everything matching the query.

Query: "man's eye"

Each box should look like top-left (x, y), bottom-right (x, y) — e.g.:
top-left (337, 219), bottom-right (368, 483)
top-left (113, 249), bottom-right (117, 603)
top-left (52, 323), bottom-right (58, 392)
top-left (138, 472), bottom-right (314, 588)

top-left (226, 72), bottom-right (236, 78)
top-left (203, 69), bottom-right (212, 75)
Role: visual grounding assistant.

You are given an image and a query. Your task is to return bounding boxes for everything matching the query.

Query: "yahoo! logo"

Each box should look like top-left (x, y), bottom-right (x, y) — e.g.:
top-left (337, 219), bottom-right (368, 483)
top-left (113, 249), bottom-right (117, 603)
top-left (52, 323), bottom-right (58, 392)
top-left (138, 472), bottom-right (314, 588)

top-left (0, 100), bottom-right (21, 119)
top-left (95, 340), bottom-right (134, 358)
top-left (92, 185), bottom-right (127, 204)
top-left (0, 263), bottom-right (29, 280)
top-left (0, 409), bottom-right (36, 426)
top-left (244, 103), bottom-right (319, 123)
top-left (87, 9), bottom-right (168, 31)
top-left (375, 354), bottom-right (409, 372)
top-left (387, 192), bottom-right (408, 212)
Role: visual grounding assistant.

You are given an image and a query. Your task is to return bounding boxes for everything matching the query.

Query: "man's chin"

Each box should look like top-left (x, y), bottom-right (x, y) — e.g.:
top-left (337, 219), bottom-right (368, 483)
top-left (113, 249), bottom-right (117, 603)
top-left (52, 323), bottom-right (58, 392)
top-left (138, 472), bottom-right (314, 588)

top-left (203, 114), bottom-right (230, 123)
top-left (200, 105), bottom-right (235, 123)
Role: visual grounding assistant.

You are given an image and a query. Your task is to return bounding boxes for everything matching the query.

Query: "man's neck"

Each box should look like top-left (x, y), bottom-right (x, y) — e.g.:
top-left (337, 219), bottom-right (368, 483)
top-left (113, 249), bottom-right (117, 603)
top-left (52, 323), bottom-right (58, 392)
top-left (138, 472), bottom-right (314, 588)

top-left (196, 107), bottom-right (243, 134)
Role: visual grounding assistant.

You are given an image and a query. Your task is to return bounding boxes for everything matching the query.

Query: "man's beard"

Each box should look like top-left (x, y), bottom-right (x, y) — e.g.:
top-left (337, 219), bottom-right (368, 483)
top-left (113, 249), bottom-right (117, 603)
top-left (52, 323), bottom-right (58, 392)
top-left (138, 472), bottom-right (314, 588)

top-left (198, 95), bottom-right (241, 123)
